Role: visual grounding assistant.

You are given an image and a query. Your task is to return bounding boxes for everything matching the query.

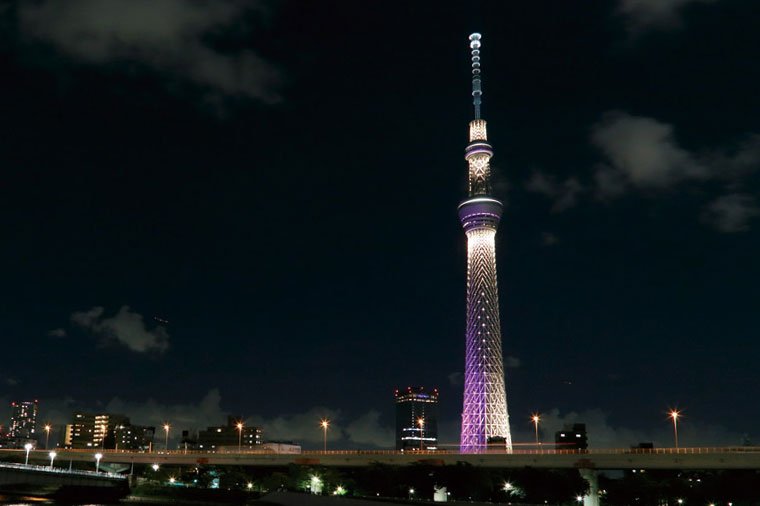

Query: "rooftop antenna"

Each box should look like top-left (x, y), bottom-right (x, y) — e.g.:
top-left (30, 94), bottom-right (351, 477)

top-left (469, 33), bottom-right (482, 119)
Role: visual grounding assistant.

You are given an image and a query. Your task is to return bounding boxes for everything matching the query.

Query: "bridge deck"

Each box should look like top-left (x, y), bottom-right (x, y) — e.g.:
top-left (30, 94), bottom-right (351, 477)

top-left (0, 462), bottom-right (127, 490)
top-left (3, 448), bottom-right (760, 470)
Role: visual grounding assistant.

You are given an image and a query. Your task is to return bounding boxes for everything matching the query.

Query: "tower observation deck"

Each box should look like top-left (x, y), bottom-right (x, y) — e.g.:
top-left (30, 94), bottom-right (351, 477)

top-left (458, 33), bottom-right (512, 453)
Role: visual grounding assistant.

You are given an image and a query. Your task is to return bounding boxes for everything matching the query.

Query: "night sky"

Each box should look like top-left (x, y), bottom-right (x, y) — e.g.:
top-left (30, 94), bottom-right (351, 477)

top-left (2, 0), bottom-right (759, 450)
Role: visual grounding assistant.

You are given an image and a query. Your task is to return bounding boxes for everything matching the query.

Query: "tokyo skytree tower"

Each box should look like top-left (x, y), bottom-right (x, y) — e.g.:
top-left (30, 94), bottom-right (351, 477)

top-left (458, 33), bottom-right (512, 453)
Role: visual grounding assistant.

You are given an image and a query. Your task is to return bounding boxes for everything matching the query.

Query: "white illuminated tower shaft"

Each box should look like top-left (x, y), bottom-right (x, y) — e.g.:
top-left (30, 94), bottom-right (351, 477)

top-left (459, 33), bottom-right (512, 453)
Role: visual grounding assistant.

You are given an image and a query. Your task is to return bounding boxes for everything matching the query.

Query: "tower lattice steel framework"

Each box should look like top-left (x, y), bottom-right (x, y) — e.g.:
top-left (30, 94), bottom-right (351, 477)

top-left (458, 33), bottom-right (512, 453)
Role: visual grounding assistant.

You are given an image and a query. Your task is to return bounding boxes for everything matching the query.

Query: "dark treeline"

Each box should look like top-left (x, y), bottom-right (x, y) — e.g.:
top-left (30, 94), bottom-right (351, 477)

top-left (147, 462), bottom-right (586, 503)
top-left (144, 463), bottom-right (760, 505)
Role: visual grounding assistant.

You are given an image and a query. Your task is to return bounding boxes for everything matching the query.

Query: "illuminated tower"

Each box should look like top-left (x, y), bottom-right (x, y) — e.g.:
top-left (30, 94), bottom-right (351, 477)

top-left (459, 33), bottom-right (512, 453)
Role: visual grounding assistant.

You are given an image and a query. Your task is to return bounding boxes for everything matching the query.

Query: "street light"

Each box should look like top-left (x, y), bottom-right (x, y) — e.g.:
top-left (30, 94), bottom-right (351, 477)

top-left (320, 419), bottom-right (329, 452)
top-left (531, 414), bottom-right (541, 445)
top-left (152, 464), bottom-right (160, 471)
top-left (669, 410), bottom-right (680, 449)
top-left (94, 453), bottom-right (103, 473)
top-left (417, 418), bottom-right (425, 451)
top-left (503, 482), bottom-right (513, 492)
top-left (311, 475), bottom-right (321, 495)
top-left (236, 422), bottom-right (244, 452)
top-left (163, 423), bottom-right (170, 451)
top-left (24, 443), bottom-right (33, 465)
top-left (44, 425), bottom-right (52, 450)
top-left (576, 496), bottom-right (583, 503)
top-left (49, 451), bottom-right (57, 468)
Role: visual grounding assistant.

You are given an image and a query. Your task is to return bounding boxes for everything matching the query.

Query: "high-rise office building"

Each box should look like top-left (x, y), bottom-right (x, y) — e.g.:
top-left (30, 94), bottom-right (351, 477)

top-left (197, 416), bottom-right (262, 451)
top-left (459, 33), bottom-right (512, 453)
top-left (9, 400), bottom-right (38, 440)
top-left (395, 387), bottom-right (438, 451)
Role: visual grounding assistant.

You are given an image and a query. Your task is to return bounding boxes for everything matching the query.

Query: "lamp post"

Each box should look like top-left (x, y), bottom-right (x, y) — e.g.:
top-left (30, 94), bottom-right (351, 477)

top-left (44, 425), bottom-right (52, 450)
top-left (532, 414), bottom-right (541, 445)
top-left (320, 420), bottom-right (329, 452)
top-left (94, 453), bottom-right (103, 473)
top-left (24, 443), bottom-right (33, 465)
top-left (669, 410), bottom-right (680, 449)
top-left (311, 476), bottom-right (321, 495)
top-left (236, 422), bottom-right (243, 452)
top-left (49, 451), bottom-right (57, 469)
top-left (163, 424), bottom-right (170, 451)
top-left (417, 418), bottom-right (425, 451)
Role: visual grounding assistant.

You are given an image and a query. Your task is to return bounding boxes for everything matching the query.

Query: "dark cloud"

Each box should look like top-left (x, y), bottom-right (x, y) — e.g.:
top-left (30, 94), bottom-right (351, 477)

top-left (702, 193), bottom-right (760, 233)
top-left (71, 305), bottom-right (170, 354)
top-left (447, 372), bottom-right (464, 387)
top-left (541, 232), bottom-right (560, 246)
top-left (47, 328), bottom-right (67, 338)
top-left (592, 112), bottom-right (760, 196)
top-left (589, 111), bottom-right (760, 231)
top-left (525, 171), bottom-right (585, 212)
top-left (105, 389), bottom-right (225, 430)
top-left (617, 0), bottom-right (718, 32)
top-left (248, 407), bottom-right (342, 445)
top-left (591, 111), bottom-right (708, 193)
top-left (343, 410), bottom-right (394, 448)
top-left (105, 397), bottom-right (390, 448)
top-left (505, 356), bottom-right (521, 369)
top-left (17, 0), bottom-right (280, 102)
top-left (538, 407), bottom-right (744, 448)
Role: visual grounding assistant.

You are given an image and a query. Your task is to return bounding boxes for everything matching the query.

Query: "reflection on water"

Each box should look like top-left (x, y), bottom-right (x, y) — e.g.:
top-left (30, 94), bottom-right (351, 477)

top-left (0, 495), bottom-right (53, 505)
top-left (0, 498), bottom-right (115, 506)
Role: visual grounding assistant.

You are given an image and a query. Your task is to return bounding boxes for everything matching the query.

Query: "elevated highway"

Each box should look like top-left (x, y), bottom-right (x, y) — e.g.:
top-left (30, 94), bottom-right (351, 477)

top-left (3, 447), bottom-right (760, 470)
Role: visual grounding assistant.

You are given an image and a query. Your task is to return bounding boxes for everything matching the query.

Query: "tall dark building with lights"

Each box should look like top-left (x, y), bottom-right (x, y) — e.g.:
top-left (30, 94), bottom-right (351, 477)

top-left (394, 387), bottom-right (438, 451)
top-left (9, 400), bottom-right (38, 440)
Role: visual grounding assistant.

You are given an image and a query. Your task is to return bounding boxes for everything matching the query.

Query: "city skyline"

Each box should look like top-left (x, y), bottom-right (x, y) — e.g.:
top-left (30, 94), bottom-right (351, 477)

top-left (2, 0), bottom-right (760, 451)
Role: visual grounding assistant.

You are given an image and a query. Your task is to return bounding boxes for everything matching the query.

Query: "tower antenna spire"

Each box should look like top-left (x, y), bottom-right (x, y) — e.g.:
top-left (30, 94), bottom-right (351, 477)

top-left (469, 33), bottom-right (482, 119)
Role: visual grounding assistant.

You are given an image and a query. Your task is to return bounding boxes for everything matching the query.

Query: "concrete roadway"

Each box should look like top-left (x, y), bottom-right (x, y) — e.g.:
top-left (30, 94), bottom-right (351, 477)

top-left (3, 448), bottom-right (760, 470)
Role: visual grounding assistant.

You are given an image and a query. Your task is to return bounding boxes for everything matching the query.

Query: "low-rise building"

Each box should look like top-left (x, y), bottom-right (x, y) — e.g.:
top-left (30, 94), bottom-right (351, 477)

top-left (64, 413), bottom-right (153, 450)
top-left (554, 423), bottom-right (588, 450)
top-left (197, 416), bottom-right (262, 452)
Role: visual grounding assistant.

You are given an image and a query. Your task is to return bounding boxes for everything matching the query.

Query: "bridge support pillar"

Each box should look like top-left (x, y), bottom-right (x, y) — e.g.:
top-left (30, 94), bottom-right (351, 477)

top-left (578, 469), bottom-right (599, 506)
